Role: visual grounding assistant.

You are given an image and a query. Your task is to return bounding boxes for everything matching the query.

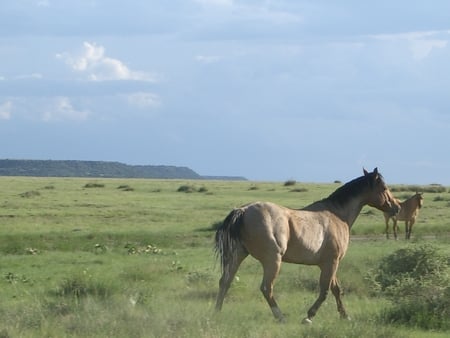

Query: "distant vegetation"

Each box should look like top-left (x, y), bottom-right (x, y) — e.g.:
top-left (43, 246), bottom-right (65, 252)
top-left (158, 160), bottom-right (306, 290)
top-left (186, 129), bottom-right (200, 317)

top-left (177, 185), bottom-right (209, 193)
top-left (284, 179), bottom-right (296, 186)
top-left (84, 183), bottom-right (105, 189)
top-left (390, 184), bottom-right (447, 193)
top-left (0, 159), bottom-right (246, 180)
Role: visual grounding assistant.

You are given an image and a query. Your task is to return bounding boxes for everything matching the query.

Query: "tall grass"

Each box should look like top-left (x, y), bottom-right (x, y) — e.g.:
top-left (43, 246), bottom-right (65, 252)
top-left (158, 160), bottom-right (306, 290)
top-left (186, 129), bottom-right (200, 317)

top-left (0, 177), bottom-right (448, 337)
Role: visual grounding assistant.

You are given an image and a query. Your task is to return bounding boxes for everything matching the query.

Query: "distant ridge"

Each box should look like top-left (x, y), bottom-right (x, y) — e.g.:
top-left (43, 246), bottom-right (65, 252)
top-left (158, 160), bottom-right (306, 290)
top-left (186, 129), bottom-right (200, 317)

top-left (0, 159), bottom-right (247, 180)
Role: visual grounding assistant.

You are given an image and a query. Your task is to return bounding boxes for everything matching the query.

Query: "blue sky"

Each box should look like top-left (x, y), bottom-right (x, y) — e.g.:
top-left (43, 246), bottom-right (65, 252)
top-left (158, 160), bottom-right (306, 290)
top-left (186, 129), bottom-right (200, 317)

top-left (1, 1), bottom-right (450, 184)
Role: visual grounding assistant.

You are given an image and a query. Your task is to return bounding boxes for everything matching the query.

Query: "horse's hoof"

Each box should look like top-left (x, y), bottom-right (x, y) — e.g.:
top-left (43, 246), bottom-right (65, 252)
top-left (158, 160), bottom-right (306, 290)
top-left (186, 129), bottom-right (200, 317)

top-left (277, 316), bottom-right (286, 324)
top-left (302, 318), bottom-right (313, 325)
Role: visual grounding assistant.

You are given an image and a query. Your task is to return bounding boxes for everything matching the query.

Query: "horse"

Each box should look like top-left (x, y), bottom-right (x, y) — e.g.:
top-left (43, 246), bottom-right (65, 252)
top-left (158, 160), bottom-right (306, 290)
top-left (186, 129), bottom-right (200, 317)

top-left (214, 168), bottom-right (400, 324)
top-left (384, 192), bottom-right (423, 240)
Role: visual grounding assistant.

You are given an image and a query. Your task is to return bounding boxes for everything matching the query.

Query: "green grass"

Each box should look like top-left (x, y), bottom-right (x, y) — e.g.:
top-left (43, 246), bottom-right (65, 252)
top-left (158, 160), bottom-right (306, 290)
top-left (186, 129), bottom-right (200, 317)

top-left (0, 177), bottom-right (449, 337)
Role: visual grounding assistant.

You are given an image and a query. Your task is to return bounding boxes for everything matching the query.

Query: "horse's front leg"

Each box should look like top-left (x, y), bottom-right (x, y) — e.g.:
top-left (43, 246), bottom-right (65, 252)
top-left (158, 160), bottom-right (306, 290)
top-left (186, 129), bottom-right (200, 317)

top-left (406, 218), bottom-right (415, 240)
top-left (405, 221), bottom-right (410, 240)
top-left (393, 219), bottom-right (398, 240)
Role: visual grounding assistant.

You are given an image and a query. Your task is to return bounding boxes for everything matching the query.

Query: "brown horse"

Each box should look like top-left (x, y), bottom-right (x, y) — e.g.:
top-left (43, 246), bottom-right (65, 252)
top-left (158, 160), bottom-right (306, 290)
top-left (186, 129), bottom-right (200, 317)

top-left (384, 192), bottom-right (423, 240)
top-left (214, 168), bottom-right (400, 324)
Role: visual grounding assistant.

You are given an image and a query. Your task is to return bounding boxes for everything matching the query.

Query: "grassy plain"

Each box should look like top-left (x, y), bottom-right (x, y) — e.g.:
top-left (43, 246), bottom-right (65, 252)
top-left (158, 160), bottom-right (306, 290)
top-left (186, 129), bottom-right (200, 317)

top-left (0, 176), bottom-right (448, 337)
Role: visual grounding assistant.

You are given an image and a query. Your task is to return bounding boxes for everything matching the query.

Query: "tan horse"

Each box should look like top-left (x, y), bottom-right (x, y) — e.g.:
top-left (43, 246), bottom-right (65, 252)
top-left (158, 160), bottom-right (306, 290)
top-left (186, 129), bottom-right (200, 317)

top-left (214, 168), bottom-right (400, 324)
top-left (384, 192), bottom-right (423, 240)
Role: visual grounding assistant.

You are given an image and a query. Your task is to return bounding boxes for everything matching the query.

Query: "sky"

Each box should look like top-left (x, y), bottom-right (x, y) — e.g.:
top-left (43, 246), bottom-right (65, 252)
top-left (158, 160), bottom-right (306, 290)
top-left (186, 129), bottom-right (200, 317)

top-left (1, 1), bottom-right (450, 184)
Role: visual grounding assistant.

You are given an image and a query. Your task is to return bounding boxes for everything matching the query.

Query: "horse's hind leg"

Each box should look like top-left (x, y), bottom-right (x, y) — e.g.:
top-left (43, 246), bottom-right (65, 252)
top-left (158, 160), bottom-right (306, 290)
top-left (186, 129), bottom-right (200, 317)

top-left (260, 255), bottom-right (285, 322)
top-left (303, 259), bottom-right (337, 324)
top-left (393, 219), bottom-right (398, 240)
top-left (409, 218), bottom-right (416, 239)
top-left (385, 220), bottom-right (389, 239)
top-left (215, 248), bottom-right (248, 311)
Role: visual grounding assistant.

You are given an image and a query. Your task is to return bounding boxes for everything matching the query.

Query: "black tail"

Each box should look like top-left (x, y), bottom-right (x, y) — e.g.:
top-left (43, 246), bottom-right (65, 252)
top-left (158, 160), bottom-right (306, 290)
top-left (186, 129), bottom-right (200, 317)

top-left (215, 207), bottom-right (246, 277)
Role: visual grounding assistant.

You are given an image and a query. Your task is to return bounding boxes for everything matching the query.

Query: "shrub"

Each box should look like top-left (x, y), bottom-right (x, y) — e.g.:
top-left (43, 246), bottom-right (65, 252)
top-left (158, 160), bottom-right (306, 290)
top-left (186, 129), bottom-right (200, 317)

top-left (289, 187), bottom-right (308, 193)
top-left (382, 285), bottom-right (450, 330)
top-left (20, 190), bottom-right (40, 198)
top-left (284, 179), bottom-right (296, 186)
top-left (84, 183), bottom-right (105, 188)
top-left (117, 185), bottom-right (134, 191)
top-left (177, 185), bottom-right (196, 193)
top-left (373, 245), bottom-right (447, 293)
top-left (433, 195), bottom-right (448, 202)
top-left (369, 245), bottom-right (449, 330)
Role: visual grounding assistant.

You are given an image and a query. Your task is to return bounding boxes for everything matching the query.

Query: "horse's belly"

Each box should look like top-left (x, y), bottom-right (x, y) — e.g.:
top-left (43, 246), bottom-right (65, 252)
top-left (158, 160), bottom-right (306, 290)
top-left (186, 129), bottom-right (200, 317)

top-left (282, 250), bottom-right (321, 265)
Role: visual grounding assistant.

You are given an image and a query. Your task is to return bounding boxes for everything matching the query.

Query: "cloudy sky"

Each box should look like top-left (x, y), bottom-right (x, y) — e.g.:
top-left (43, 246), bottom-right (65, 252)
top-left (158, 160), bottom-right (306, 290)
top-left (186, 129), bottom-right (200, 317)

top-left (1, 1), bottom-right (450, 184)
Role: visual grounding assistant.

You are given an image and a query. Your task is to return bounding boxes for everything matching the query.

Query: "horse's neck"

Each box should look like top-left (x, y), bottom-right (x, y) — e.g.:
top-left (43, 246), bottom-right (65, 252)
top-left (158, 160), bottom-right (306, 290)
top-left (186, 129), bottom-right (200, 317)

top-left (402, 198), bottom-right (414, 211)
top-left (332, 197), bottom-right (365, 227)
top-left (306, 197), bottom-right (364, 228)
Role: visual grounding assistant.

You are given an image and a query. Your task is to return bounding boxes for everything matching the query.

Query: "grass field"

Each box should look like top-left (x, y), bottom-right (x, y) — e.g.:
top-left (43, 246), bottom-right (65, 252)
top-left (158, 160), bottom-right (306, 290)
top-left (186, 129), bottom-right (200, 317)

top-left (0, 177), bottom-right (449, 337)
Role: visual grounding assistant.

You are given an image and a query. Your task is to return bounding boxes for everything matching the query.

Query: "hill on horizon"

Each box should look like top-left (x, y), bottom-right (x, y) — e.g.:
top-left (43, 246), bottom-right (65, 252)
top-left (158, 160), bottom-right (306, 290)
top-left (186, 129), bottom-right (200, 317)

top-left (0, 159), bottom-right (247, 180)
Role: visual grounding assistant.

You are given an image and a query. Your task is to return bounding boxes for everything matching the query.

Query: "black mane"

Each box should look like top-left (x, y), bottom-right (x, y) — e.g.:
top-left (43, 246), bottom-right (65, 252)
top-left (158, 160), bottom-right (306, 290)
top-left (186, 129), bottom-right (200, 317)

top-left (303, 172), bottom-right (381, 210)
top-left (327, 174), bottom-right (374, 206)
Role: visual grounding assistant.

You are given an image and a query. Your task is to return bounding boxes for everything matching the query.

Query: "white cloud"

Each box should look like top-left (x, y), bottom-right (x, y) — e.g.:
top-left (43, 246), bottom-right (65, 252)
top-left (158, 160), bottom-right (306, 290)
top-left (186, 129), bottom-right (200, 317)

top-left (36, 0), bottom-right (50, 7)
top-left (370, 30), bottom-right (449, 60)
top-left (0, 101), bottom-right (12, 120)
top-left (195, 55), bottom-right (221, 63)
top-left (15, 73), bottom-right (43, 80)
top-left (127, 92), bottom-right (161, 109)
top-left (42, 97), bottom-right (89, 122)
top-left (57, 42), bottom-right (156, 82)
top-left (193, 0), bottom-right (302, 25)
top-left (410, 39), bottom-right (447, 60)
top-left (194, 0), bottom-right (233, 6)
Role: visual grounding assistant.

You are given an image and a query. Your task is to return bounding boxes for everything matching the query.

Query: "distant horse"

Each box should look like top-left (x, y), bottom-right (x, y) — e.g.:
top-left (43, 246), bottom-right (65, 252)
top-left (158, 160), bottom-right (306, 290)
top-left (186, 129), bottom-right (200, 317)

top-left (384, 192), bottom-right (423, 240)
top-left (215, 168), bottom-right (400, 324)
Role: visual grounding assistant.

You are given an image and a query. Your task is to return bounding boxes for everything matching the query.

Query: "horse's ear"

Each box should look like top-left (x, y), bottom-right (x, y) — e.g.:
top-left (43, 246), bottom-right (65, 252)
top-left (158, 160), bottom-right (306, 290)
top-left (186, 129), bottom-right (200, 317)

top-left (373, 167), bottom-right (379, 175)
top-left (363, 168), bottom-right (369, 176)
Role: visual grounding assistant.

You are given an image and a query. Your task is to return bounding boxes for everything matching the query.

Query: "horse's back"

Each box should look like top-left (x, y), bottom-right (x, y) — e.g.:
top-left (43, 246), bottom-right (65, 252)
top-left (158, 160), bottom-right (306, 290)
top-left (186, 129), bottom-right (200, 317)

top-left (239, 201), bottom-right (348, 265)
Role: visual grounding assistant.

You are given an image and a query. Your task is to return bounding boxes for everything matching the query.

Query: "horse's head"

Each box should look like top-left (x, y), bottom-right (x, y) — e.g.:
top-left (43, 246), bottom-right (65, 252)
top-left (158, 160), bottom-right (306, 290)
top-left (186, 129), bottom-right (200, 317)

top-left (363, 168), bottom-right (400, 215)
top-left (415, 192), bottom-right (424, 209)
